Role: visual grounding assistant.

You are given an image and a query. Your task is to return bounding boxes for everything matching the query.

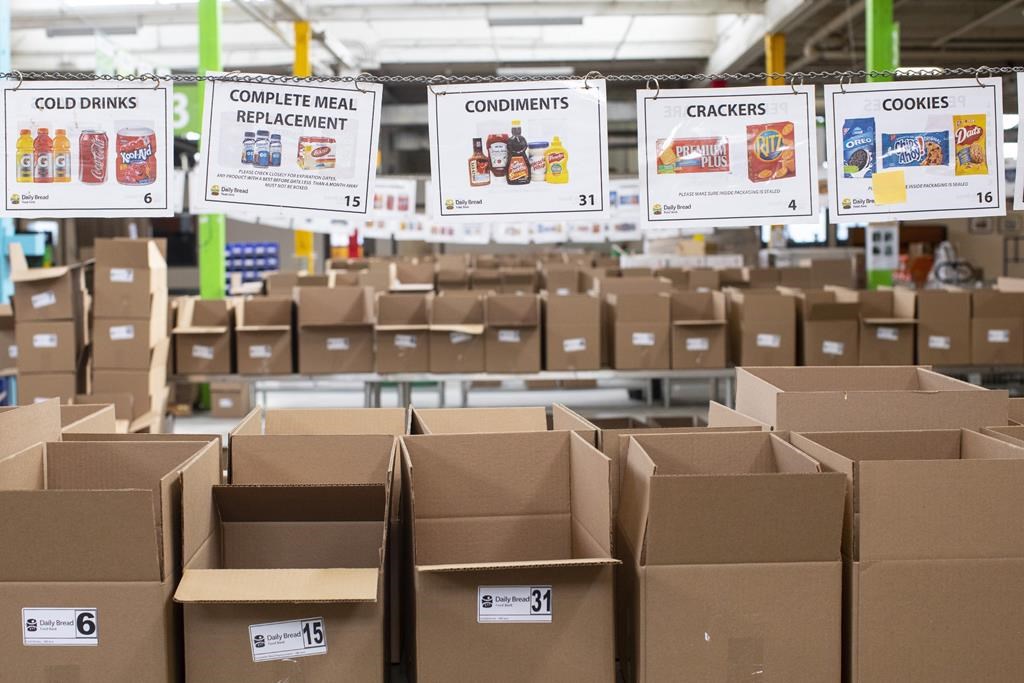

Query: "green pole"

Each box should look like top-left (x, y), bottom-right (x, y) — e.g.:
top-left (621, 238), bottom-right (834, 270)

top-left (866, 0), bottom-right (898, 83)
top-left (198, 0), bottom-right (226, 299)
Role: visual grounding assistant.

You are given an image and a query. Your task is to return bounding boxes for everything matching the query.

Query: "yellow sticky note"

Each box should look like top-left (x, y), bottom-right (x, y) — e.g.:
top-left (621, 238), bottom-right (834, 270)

top-left (872, 170), bottom-right (907, 206)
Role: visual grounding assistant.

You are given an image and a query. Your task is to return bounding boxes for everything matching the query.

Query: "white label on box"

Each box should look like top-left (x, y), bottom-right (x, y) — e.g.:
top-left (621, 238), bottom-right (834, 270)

top-left (31, 291), bottom-right (56, 309)
top-left (632, 332), bottom-right (656, 347)
top-left (685, 337), bottom-right (710, 352)
top-left (217, 397), bottom-right (234, 408)
top-left (326, 337), bottom-right (350, 351)
top-left (395, 334), bottom-right (418, 349)
top-left (928, 335), bottom-right (952, 350)
top-left (109, 268), bottom-right (134, 283)
top-left (32, 333), bottom-right (58, 349)
top-left (22, 608), bottom-right (98, 647)
top-left (449, 332), bottom-right (473, 345)
top-left (498, 329), bottom-right (521, 343)
top-left (109, 324), bottom-right (135, 341)
top-left (756, 333), bottom-right (781, 349)
top-left (248, 617), bottom-right (327, 663)
top-left (555, 288), bottom-right (571, 296)
top-left (248, 344), bottom-right (272, 359)
top-left (876, 326), bottom-right (900, 342)
top-left (478, 586), bottom-right (552, 624)
top-left (8, 344), bottom-right (17, 359)
top-left (988, 328), bottom-right (1011, 344)
top-left (563, 337), bottom-right (587, 353)
top-left (822, 340), bottom-right (845, 356)
top-left (191, 344), bottom-right (215, 360)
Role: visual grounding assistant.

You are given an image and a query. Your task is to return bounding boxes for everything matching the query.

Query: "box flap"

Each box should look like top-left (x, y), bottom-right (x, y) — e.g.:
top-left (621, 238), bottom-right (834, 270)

top-left (706, 402), bottom-right (769, 429)
top-left (412, 406), bottom-right (547, 434)
top-left (95, 238), bottom-right (167, 270)
top-left (175, 567), bottom-right (379, 603)
top-left (377, 292), bottom-right (431, 326)
top-left (8, 242), bottom-right (72, 282)
top-left (430, 323), bottom-right (485, 335)
top-left (0, 399), bottom-right (61, 458)
top-left (231, 434), bottom-right (395, 485)
top-left (60, 404), bottom-right (117, 434)
top-left (215, 484), bottom-right (385, 522)
top-left (298, 286), bottom-right (375, 327)
top-left (263, 408), bottom-right (407, 435)
top-left (485, 293), bottom-right (540, 327)
top-left (237, 296), bottom-right (292, 330)
top-left (418, 558), bottom-right (617, 573)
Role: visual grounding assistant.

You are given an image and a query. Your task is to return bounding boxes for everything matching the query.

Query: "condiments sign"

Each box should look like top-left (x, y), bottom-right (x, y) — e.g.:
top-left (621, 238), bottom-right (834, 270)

top-left (1, 80), bottom-right (174, 217)
top-left (427, 79), bottom-right (610, 221)
top-left (825, 77), bottom-right (1005, 222)
top-left (194, 73), bottom-right (383, 218)
top-left (637, 84), bottom-right (820, 228)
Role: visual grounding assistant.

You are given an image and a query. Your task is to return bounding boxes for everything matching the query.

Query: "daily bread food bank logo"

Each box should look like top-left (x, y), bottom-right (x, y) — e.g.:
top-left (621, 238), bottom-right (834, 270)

top-left (445, 198), bottom-right (455, 210)
top-left (480, 594), bottom-right (493, 609)
top-left (652, 203), bottom-right (662, 215)
top-left (253, 634), bottom-right (266, 648)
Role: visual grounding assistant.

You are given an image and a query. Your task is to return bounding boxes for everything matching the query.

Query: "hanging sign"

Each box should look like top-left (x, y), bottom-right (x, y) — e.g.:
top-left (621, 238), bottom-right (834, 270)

top-left (2, 79), bottom-right (174, 217)
top-left (194, 73), bottom-right (382, 219)
top-left (372, 177), bottom-right (417, 218)
top-left (567, 221), bottom-right (607, 243)
top-left (637, 84), bottom-right (820, 228)
top-left (825, 77), bottom-right (1005, 222)
top-left (427, 79), bottom-right (610, 221)
top-left (1015, 73), bottom-right (1024, 212)
top-left (608, 178), bottom-right (642, 242)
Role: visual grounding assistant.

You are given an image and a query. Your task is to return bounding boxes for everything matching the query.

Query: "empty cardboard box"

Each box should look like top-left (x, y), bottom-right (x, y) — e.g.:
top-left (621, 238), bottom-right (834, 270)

top-left (971, 290), bottom-right (1024, 365)
top-left (235, 297), bottom-right (293, 375)
top-left (210, 383), bottom-right (251, 418)
top-left (727, 291), bottom-right (797, 366)
top-left (430, 292), bottom-right (486, 373)
top-left (607, 292), bottom-right (671, 370)
top-left (173, 298), bottom-right (234, 375)
top-left (544, 293), bottom-right (601, 371)
top-left (93, 238), bottom-right (168, 319)
top-left (9, 243), bottom-right (86, 323)
top-left (297, 286), bottom-right (375, 374)
top-left (797, 290), bottom-right (859, 366)
top-left (852, 289), bottom-right (916, 365)
top-left (916, 289), bottom-right (972, 366)
top-left (485, 294), bottom-right (542, 373)
top-left (376, 293), bottom-right (431, 373)
top-left (670, 290), bottom-right (726, 369)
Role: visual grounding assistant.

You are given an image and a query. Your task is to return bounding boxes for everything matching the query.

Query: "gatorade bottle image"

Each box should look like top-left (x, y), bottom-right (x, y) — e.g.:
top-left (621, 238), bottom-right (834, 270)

top-left (15, 129), bottom-right (33, 183)
top-left (53, 129), bottom-right (71, 182)
top-left (33, 128), bottom-right (54, 183)
top-left (545, 136), bottom-right (569, 184)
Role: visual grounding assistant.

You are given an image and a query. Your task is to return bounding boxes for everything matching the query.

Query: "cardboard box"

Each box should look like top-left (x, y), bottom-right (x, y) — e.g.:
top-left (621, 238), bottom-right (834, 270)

top-left (0, 434), bottom-right (219, 682)
top-left (234, 407), bottom-right (408, 438)
top-left (436, 259), bottom-right (469, 291)
top-left (1010, 398), bottom-right (1024, 425)
top-left (916, 289), bottom-right (972, 366)
top-left (543, 266), bottom-right (581, 295)
top-left (0, 303), bottom-right (15, 373)
top-left (15, 320), bottom-right (82, 373)
top-left (210, 382), bottom-right (251, 418)
top-left (235, 297), bottom-right (293, 375)
top-left (93, 238), bottom-right (168, 319)
top-left (470, 267), bottom-right (500, 291)
top-left (410, 404), bottom-right (596, 442)
top-left (852, 289), bottom-right (916, 365)
top-left (607, 292), bottom-right (671, 370)
top-left (93, 312), bottom-right (167, 370)
top-left (400, 430), bottom-right (617, 682)
top-left (744, 267), bottom-right (780, 288)
top-left (688, 268), bottom-right (721, 291)
top-left (706, 400), bottom-right (771, 428)
top-left (93, 338), bottom-right (170, 421)
top-left (391, 261), bottom-right (435, 292)
top-left (727, 291), bottom-right (797, 366)
top-left (971, 290), bottom-right (1024, 365)
top-left (0, 399), bottom-right (61, 455)
top-left (59, 403), bottom-right (117, 434)
top-left (429, 292), bottom-right (486, 373)
top-left (376, 293), bottom-right (431, 373)
top-left (811, 257), bottom-right (856, 289)
top-left (173, 298), bottom-right (234, 375)
top-left (619, 431), bottom-right (845, 682)
top-left (499, 266), bottom-right (538, 293)
top-left (670, 291), bottom-right (726, 369)
top-left (544, 293), bottom-right (601, 371)
top-left (9, 243), bottom-right (86, 323)
top-left (485, 293), bottom-right (541, 373)
top-left (17, 371), bottom-right (83, 404)
top-left (790, 429), bottom-right (1024, 682)
top-left (797, 290), bottom-right (859, 366)
top-left (77, 392), bottom-right (135, 423)
top-left (735, 366), bottom-right (1008, 431)
top-left (778, 265), bottom-right (813, 288)
top-left (297, 286), bottom-right (375, 374)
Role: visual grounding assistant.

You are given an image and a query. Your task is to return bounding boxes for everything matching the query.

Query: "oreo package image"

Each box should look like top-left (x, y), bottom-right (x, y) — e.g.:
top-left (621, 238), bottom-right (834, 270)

top-left (842, 118), bottom-right (876, 179)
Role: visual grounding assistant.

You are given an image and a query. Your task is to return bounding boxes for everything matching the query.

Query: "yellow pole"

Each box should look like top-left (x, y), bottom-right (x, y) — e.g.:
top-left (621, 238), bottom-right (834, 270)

top-left (764, 33), bottom-right (786, 86)
top-left (293, 21), bottom-right (315, 272)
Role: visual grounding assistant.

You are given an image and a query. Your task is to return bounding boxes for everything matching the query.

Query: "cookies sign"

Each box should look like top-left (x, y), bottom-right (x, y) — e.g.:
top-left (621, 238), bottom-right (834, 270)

top-left (825, 78), bottom-right (1005, 222)
top-left (637, 85), bottom-right (820, 228)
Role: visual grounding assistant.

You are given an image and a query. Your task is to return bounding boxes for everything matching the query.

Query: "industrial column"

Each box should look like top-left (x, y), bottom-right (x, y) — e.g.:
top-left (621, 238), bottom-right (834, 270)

top-left (198, 0), bottom-right (226, 299)
top-left (764, 33), bottom-right (786, 86)
top-left (866, 0), bottom-right (899, 82)
top-left (292, 21), bottom-right (316, 273)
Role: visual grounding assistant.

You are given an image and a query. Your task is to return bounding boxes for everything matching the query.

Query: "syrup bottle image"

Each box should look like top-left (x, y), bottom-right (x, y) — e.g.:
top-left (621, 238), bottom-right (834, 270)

top-left (506, 120), bottom-right (530, 185)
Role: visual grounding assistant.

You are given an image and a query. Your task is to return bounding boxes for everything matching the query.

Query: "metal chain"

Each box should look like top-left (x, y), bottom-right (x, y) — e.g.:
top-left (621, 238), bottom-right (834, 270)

top-left (0, 66), bottom-right (1021, 86)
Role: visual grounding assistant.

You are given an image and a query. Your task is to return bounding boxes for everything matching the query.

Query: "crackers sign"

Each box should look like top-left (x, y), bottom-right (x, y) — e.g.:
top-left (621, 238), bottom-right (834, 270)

top-left (825, 77), bottom-right (1005, 222)
top-left (637, 85), bottom-right (820, 228)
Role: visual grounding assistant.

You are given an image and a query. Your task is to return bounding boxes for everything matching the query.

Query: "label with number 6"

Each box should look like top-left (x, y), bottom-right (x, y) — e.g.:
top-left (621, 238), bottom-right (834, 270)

top-left (22, 607), bottom-right (98, 646)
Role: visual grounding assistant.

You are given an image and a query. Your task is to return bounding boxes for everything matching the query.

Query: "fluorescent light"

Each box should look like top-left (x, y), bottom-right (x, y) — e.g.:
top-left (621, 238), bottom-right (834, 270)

top-left (496, 65), bottom-right (574, 77)
top-left (489, 17), bottom-right (583, 27)
top-left (47, 26), bottom-right (138, 37)
top-left (1004, 114), bottom-right (1019, 131)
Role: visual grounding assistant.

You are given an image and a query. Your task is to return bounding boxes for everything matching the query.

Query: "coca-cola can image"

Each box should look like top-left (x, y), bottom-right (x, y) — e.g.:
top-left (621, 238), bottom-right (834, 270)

top-left (78, 130), bottom-right (108, 184)
top-left (116, 127), bottom-right (158, 186)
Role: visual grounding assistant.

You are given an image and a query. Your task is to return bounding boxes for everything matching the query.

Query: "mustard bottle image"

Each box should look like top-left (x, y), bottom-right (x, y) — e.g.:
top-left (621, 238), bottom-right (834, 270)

top-left (545, 136), bottom-right (569, 183)
top-left (53, 129), bottom-right (71, 182)
top-left (15, 129), bottom-right (33, 183)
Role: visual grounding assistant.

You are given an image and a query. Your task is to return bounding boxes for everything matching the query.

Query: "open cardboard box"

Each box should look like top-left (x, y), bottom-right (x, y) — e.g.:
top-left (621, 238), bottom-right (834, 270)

top-left (9, 242), bottom-right (87, 323)
top-left (429, 291), bottom-right (486, 373)
top-left (543, 293), bottom-right (601, 371)
top-left (376, 293), bottom-right (431, 373)
top-left (916, 288), bottom-right (972, 366)
top-left (296, 286), bottom-right (375, 374)
top-left (484, 293), bottom-right (541, 373)
top-left (58, 403), bottom-right (116, 434)
top-left (93, 338), bottom-right (170, 422)
top-left (606, 292), bottom-right (671, 370)
top-left (670, 290), bottom-right (726, 369)
top-left (794, 289), bottom-right (859, 366)
top-left (389, 261), bottom-right (435, 292)
top-left (400, 430), bottom-right (617, 682)
top-left (93, 238), bottom-right (167, 319)
top-left (735, 366), bottom-right (1007, 431)
top-left (618, 431), bottom-right (845, 682)
top-left (409, 404), bottom-right (597, 445)
top-left (726, 290), bottom-right (797, 366)
top-left (971, 290), bottom-right (1024, 365)
top-left (790, 429), bottom-right (1024, 681)
top-left (173, 297), bottom-right (234, 375)
top-left (235, 297), bottom-right (293, 375)
top-left (842, 288), bottom-right (916, 366)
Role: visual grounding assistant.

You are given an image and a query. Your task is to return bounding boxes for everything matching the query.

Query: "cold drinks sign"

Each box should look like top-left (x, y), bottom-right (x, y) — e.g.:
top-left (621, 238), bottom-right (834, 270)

top-left (194, 73), bottom-right (383, 219)
top-left (428, 79), bottom-right (610, 221)
top-left (1, 80), bottom-right (174, 217)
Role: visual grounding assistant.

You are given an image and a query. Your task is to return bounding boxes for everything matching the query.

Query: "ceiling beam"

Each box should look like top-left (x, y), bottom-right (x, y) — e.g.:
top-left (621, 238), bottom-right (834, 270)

top-left (704, 0), bottom-right (828, 74)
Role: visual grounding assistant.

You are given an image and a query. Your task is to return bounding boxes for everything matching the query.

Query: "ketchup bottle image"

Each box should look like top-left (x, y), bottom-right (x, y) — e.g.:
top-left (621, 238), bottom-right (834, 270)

top-left (486, 132), bottom-right (509, 177)
top-left (506, 120), bottom-right (530, 185)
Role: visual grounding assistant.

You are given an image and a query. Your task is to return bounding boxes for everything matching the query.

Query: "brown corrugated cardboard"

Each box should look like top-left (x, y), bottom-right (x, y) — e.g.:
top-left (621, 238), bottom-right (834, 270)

top-left (727, 290), bottom-right (797, 366)
top-left (243, 407), bottom-right (408, 437)
top-left (15, 320), bottom-right (82, 372)
top-left (811, 257), bottom-right (856, 289)
top-left (173, 297), bottom-right (234, 375)
top-left (93, 310), bottom-right (167, 370)
top-left (400, 430), bottom-right (617, 682)
top-left (77, 392), bottom-right (134, 423)
top-left (854, 289), bottom-right (916, 365)
top-left (1010, 398), bottom-right (1024, 425)
top-left (297, 286), bottom-right (375, 374)
top-left (688, 268), bottom-right (721, 291)
top-left (485, 293), bottom-right (541, 373)
top-left (619, 431), bottom-right (845, 682)
top-left (429, 292), bottom-right (486, 373)
top-left (470, 266), bottom-right (501, 291)
top-left (607, 292), bottom-right (671, 369)
top-left (778, 265), bottom-right (813, 288)
top-left (9, 243), bottom-right (86, 323)
top-left (409, 404), bottom-right (597, 446)
top-left (210, 382), bottom-right (251, 418)
top-left (0, 303), bottom-right (15, 373)
top-left (706, 400), bottom-right (770, 429)
top-left (0, 436), bottom-right (219, 682)
top-left (59, 403), bottom-right (116, 434)
top-left (544, 293), bottom-right (601, 371)
top-left (0, 400), bottom-right (61, 458)
top-left (391, 261), bottom-right (435, 292)
top-left (235, 297), bottom-right (293, 375)
top-left (93, 338), bottom-right (169, 420)
top-left (670, 290), bottom-right (726, 369)
top-left (790, 429), bottom-right (1024, 682)
top-left (916, 289), bottom-right (972, 366)
top-left (17, 371), bottom-right (83, 404)
top-left (971, 290), bottom-right (1024, 365)
top-left (376, 293), bottom-right (431, 373)
top-left (797, 290), bottom-right (859, 366)
top-left (498, 266), bottom-right (538, 293)
top-left (736, 366), bottom-right (1008, 431)
top-left (543, 266), bottom-right (581, 295)
top-left (93, 238), bottom-right (168, 319)
top-left (744, 267), bottom-right (780, 288)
